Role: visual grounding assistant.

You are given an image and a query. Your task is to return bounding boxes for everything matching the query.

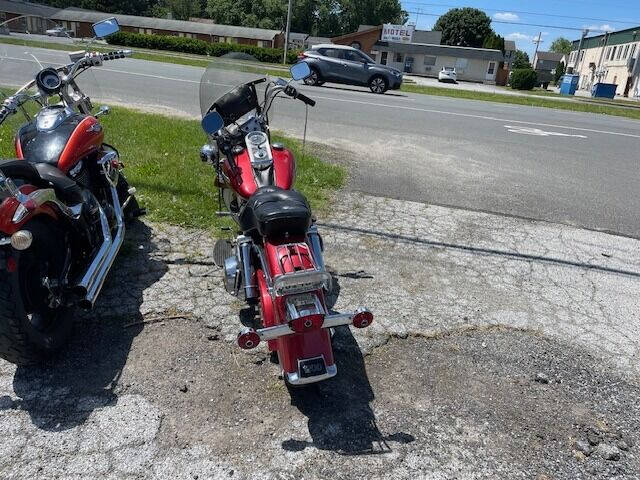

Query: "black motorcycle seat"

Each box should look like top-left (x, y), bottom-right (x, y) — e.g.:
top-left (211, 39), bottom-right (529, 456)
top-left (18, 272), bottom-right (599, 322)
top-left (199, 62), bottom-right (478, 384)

top-left (239, 186), bottom-right (311, 238)
top-left (0, 159), bottom-right (83, 204)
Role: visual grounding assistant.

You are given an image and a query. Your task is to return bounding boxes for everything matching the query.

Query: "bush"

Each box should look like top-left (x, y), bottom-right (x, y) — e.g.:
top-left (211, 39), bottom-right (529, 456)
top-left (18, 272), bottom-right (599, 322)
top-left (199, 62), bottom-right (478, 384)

top-left (106, 31), bottom-right (299, 64)
top-left (510, 68), bottom-right (537, 90)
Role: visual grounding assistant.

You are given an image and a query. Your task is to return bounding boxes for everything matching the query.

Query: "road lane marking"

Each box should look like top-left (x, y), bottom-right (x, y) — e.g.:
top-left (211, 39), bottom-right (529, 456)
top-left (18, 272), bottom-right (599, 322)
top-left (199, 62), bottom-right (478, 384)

top-left (504, 125), bottom-right (588, 138)
top-left (2, 55), bottom-right (639, 139)
top-left (307, 93), bottom-right (640, 139)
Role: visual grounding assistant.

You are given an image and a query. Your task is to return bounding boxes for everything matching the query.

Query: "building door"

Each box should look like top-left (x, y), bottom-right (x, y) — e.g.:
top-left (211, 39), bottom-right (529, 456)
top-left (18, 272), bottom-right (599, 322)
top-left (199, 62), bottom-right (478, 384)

top-left (486, 61), bottom-right (496, 81)
top-left (380, 51), bottom-right (388, 65)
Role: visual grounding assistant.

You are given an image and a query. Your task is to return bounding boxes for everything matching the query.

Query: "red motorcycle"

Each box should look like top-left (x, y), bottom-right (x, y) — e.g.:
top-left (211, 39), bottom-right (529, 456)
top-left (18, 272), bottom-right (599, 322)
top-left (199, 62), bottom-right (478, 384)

top-left (200, 62), bottom-right (373, 385)
top-left (0, 18), bottom-right (141, 364)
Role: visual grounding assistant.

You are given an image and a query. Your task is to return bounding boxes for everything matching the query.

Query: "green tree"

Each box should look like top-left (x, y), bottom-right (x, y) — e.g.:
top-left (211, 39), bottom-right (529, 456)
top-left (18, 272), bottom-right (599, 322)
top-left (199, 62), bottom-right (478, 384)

top-left (482, 31), bottom-right (504, 52)
top-left (433, 8), bottom-right (492, 48)
top-left (512, 50), bottom-right (531, 69)
top-left (550, 37), bottom-right (572, 54)
top-left (150, 0), bottom-right (202, 20)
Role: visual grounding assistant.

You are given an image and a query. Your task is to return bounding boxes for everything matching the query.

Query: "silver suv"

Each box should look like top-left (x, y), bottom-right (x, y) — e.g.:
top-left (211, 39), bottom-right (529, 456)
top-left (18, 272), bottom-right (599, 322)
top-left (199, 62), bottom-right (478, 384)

top-left (299, 44), bottom-right (403, 94)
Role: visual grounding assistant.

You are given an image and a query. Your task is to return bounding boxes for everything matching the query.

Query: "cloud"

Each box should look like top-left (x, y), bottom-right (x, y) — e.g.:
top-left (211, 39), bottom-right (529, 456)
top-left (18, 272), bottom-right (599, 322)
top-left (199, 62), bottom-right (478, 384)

top-left (506, 32), bottom-right (532, 42)
top-left (494, 12), bottom-right (519, 22)
top-left (584, 24), bottom-right (614, 32)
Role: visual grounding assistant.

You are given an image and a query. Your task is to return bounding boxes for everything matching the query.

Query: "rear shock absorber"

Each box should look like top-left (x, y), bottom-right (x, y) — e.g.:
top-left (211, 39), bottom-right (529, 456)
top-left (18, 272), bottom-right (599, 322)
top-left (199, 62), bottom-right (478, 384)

top-left (237, 235), bottom-right (258, 301)
top-left (306, 223), bottom-right (325, 272)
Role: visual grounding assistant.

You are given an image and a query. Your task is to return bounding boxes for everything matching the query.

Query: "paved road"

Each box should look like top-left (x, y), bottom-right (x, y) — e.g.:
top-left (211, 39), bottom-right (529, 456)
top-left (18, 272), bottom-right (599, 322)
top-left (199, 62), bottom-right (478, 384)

top-left (2, 43), bottom-right (640, 238)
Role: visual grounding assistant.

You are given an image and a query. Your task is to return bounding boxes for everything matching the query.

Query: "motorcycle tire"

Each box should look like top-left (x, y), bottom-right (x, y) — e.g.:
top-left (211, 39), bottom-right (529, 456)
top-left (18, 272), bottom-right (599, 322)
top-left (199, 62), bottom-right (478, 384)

top-left (0, 219), bottom-right (75, 365)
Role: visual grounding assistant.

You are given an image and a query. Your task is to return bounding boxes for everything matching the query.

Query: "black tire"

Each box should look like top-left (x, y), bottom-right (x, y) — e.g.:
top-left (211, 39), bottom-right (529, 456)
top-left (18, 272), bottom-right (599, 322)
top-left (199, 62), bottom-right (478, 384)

top-left (304, 67), bottom-right (322, 86)
top-left (116, 175), bottom-right (144, 222)
top-left (0, 219), bottom-right (75, 365)
top-left (369, 76), bottom-right (388, 94)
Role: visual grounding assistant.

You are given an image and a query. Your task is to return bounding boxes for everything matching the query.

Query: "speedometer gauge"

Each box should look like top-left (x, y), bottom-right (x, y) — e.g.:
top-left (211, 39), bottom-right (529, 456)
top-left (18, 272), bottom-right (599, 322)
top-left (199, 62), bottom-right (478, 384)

top-left (36, 68), bottom-right (62, 95)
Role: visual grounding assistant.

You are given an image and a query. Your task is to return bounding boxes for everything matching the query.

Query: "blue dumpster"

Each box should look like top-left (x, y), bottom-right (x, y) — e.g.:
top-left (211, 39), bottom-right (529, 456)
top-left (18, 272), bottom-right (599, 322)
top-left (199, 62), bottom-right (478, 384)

top-left (559, 74), bottom-right (579, 96)
top-left (591, 82), bottom-right (617, 99)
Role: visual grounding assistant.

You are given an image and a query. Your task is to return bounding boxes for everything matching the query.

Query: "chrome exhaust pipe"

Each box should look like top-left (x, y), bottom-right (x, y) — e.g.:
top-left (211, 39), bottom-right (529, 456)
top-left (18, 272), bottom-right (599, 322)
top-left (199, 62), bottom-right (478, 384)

top-left (76, 185), bottom-right (125, 309)
top-left (237, 235), bottom-right (257, 300)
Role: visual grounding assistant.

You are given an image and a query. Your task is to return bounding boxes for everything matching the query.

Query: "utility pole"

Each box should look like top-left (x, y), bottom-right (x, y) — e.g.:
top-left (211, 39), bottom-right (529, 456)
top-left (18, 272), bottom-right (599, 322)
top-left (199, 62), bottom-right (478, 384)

top-left (283, 0), bottom-right (292, 64)
top-left (572, 28), bottom-right (589, 73)
top-left (532, 32), bottom-right (544, 67)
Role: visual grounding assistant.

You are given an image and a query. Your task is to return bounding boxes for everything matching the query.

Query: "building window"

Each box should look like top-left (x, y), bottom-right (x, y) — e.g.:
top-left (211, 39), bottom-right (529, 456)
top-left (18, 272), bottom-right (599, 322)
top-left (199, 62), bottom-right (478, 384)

top-left (631, 44), bottom-right (637, 58)
top-left (487, 62), bottom-right (496, 75)
top-left (381, 51), bottom-right (388, 65)
top-left (579, 50), bottom-right (584, 62)
top-left (395, 52), bottom-right (403, 63)
top-left (623, 44), bottom-right (630, 58)
top-left (424, 55), bottom-right (436, 66)
top-left (611, 46), bottom-right (617, 60)
top-left (616, 46), bottom-right (623, 60)
top-left (606, 47), bottom-right (611, 60)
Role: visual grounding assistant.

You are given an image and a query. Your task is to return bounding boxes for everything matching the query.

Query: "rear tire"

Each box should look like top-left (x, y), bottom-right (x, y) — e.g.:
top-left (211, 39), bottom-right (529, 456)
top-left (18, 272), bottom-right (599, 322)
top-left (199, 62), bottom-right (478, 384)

top-left (0, 219), bottom-right (75, 365)
top-left (369, 76), bottom-right (388, 94)
top-left (304, 68), bottom-right (323, 86)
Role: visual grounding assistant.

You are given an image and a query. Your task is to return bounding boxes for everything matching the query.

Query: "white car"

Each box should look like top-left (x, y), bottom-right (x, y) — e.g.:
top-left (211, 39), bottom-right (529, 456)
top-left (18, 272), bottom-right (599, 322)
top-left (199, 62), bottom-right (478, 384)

top-left (438, 67), bottom-right (457, 83)
top-left (46, 26), bottom-right (73, 37)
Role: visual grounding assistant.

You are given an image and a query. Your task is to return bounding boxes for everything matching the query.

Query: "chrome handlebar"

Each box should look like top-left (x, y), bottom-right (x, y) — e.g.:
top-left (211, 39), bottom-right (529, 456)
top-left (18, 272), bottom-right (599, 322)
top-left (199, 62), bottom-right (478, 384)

top-left (0, 49), bottom-right (132, 126)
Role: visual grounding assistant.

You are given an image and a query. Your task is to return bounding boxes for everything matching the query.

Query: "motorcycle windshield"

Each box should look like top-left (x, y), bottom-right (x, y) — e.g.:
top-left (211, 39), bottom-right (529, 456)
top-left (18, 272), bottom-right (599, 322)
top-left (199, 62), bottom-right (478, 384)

top-left (199, 60), bottom-right (277, 121)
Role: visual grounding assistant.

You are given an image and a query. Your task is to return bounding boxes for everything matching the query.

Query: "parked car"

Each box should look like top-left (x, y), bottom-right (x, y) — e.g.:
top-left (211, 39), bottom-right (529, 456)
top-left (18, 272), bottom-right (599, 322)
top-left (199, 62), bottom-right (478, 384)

top-left (299, 44), bottom-right (403, 94)
top-left (46, 26), bottom-right (73, 37)
top-left (438, 67), bottom-right (457, 83)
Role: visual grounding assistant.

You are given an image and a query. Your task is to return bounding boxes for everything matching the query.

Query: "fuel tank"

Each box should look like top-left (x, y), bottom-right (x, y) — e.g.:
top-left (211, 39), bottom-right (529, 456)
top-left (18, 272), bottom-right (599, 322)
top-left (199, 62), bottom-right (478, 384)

top-left (15, 107), bottom-right (104, 173)
top-left (226, 146), bottom-right (295, 199)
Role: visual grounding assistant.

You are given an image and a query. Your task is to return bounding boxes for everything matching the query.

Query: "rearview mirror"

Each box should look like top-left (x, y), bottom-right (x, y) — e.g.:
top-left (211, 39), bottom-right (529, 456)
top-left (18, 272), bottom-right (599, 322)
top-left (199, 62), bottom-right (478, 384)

top-left (92, 17), bottom-right (120, 39)
top-left (290, 62), bottom-right (311, 81)
top-left (201, 111), bottom-right (224, 134)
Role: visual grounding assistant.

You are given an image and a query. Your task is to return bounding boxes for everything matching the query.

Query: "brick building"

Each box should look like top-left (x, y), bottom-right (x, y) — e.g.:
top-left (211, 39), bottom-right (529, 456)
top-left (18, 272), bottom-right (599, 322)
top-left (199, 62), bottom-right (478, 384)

top-left (0, 0), bottom-right (284, 48)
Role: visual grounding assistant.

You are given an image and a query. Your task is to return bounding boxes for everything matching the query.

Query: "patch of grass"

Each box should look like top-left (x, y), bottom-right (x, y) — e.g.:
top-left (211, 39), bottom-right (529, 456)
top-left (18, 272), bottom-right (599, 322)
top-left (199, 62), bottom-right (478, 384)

top-left (0, 37), bottom-right (291, 79)
top-left (0, 101), bottom-right (345, 232)
top-left (401, 83), bottom-right (640, 120)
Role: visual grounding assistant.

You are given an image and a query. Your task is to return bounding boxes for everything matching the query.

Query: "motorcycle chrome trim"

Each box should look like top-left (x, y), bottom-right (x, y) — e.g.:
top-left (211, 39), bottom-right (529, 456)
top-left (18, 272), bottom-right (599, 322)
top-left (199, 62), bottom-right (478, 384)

top-left (223, 255), bottom-right (241, 296)
top-left (10, 188), bottom-right (78, 223)
top-left (286, 293), bottom-right (325, 321)
top-left (237, 235), bottom-right (257, 300)
top-left (80, 184), bottom-right (125, 308)
top-left (253, 244), bottom-right (273, 287)
top-left (273, 270), bottom-right (331, 297)
top-left (255, 309), bottom-right (368, 342)
top-left (97, 151), bottom-right (119, 188)
top-left (287, 356), bottom-right (337, 386)
top-left (75, 200), bottom-right (112, 299)
top-left (306, 224), bottom-right (325, 272)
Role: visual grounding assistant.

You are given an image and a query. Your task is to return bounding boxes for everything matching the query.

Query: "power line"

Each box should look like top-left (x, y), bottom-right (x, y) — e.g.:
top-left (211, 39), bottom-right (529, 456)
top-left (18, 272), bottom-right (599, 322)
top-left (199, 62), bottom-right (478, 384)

top-left (404, 10), bottom-right (609, 32)
top-left (403, 1), bottom-right (640, 26)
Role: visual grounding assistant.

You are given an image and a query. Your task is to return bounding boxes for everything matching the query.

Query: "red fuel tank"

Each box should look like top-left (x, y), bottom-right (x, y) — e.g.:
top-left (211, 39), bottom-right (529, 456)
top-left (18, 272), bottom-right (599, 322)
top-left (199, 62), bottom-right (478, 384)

top-left (58, 116), bottom-right (104, 173)
top-left (226, 146), bottom-right (296, 199)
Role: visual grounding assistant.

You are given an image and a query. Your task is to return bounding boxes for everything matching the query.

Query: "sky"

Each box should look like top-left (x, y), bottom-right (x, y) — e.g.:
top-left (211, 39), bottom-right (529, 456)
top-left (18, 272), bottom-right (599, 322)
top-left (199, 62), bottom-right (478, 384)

top-left (401, 0), bottom-right (640, 57)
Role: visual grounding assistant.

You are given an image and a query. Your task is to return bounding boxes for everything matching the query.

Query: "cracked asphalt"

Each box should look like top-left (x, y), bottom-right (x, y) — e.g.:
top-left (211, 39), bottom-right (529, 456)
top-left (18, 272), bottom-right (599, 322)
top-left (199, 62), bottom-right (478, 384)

top-left (1, 193), bottom-right (639, 479)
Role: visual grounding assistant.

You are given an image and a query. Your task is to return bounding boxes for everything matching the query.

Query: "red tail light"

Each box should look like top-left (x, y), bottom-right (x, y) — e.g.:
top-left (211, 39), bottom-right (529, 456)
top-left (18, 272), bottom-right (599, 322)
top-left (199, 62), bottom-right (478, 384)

top-left (352, 309), bottom-right (373, 329)
top-left (237, 328), bottom-right (260, 350)
top-left (289, 313), bottom-right (324, 333)
top-left (297, 53), bottom-right (308, 60)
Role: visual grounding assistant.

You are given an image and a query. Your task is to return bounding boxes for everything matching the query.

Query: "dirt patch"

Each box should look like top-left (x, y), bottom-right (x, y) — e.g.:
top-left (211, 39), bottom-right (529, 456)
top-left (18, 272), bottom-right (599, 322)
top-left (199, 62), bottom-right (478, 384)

top-left (109, 322), bottom-right (640, 479)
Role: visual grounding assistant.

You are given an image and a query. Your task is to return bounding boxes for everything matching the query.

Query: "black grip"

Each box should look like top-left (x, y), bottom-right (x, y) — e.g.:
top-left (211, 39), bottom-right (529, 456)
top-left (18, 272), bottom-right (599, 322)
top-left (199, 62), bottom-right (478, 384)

top-left (296, 92), bottom-right (316, 107)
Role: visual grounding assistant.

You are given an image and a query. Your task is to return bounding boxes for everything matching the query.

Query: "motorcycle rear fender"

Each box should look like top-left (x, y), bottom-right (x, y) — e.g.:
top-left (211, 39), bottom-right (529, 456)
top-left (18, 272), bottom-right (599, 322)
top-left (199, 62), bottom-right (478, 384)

top-left (0, 185), bottom-right (59, 235)
top-left (260, 236), bottom-right (334, 375)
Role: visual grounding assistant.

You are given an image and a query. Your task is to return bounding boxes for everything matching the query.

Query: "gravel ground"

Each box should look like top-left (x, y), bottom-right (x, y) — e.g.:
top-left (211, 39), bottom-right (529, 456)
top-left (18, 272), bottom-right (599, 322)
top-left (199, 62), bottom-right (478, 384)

top-left (0, 193), bottom-right (639, 479)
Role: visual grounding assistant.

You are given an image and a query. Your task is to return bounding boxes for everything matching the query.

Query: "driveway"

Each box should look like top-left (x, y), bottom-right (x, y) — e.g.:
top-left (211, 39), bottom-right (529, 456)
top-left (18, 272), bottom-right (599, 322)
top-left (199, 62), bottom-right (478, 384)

top-left (0, 191), bottom-right (638, 479)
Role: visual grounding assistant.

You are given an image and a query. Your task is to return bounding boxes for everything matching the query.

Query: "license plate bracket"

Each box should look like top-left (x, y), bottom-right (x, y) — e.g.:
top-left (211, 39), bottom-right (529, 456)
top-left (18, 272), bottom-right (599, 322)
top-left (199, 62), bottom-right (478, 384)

top-left (298, 356), bottom-right (327, 378)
